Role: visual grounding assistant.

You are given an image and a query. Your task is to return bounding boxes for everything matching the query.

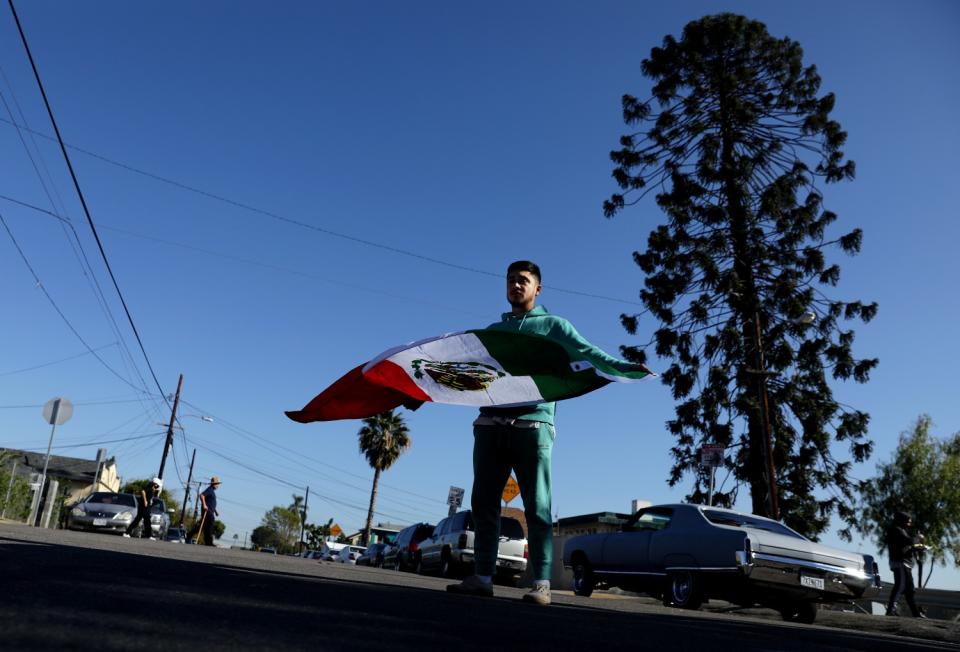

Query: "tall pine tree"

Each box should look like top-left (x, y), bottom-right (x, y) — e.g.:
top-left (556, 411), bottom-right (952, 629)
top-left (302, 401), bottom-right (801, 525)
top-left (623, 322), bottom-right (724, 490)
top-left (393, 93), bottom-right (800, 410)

top-left (604, 14), bottom-right (877, 538)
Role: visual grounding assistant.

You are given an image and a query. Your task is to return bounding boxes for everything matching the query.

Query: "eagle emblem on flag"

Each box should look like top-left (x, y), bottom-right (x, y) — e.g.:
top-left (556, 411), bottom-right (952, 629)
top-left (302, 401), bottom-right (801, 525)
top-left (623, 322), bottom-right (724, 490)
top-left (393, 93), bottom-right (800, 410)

top-left (411, 359), bottom-right (505, 392)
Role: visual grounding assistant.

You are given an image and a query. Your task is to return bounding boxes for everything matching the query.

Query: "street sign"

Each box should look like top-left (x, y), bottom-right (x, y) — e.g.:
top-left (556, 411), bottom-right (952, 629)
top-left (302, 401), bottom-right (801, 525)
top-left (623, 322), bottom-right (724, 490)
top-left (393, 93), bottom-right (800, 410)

top-left (502, 476), bottom-right (520, 504)
top-left (447, 486), bottom-right (465, 508)
top-left (330, 523), bottom-right (343, 538)
top-left (42, 397), bottom-right (73, 425)
top-left (699, 444), bottom-right (725, 468)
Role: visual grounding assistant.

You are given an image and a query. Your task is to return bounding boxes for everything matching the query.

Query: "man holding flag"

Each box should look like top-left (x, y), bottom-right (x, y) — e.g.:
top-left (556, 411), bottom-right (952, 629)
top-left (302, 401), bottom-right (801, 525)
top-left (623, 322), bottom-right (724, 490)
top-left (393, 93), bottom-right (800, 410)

top-left (447, 261), bottom-right (652, 605)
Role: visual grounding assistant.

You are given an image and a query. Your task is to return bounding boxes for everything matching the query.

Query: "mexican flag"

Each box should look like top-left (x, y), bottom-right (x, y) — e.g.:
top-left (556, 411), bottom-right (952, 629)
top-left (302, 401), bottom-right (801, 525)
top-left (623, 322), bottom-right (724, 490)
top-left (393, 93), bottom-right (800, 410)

top-left (285, 329), bottom-right (649, 423)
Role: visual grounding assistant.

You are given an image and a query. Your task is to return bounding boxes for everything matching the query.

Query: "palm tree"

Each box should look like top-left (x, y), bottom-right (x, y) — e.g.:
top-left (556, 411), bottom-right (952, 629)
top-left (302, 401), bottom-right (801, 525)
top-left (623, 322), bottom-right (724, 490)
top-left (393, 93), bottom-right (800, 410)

top-left (357, 410), bottom-right (411, 545)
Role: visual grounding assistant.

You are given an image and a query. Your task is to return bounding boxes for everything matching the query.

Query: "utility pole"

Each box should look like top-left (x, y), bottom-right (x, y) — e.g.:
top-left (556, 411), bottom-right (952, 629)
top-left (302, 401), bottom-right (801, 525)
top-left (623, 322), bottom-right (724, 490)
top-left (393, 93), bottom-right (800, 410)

top-left (299, 486), bottom-right (310, 553)
top-left (179, 448), bottom-right (196, 527)
top-left (157, 374), bottom-right (184, 484)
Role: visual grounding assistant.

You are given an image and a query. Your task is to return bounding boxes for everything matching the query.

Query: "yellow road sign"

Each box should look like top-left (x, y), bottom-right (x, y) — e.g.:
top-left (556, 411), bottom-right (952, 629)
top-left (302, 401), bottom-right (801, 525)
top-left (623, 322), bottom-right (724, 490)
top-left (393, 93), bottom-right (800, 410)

top-left (502, 475), bottom-right (520, 504)
top-left (330, 523), bottom-right (343, 537)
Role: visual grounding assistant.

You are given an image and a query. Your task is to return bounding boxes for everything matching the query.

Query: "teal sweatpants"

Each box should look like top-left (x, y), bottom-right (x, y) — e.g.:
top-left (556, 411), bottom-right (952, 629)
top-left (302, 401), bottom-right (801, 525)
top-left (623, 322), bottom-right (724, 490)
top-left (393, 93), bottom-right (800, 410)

top-left (471, 422), bottom-right (554, 581)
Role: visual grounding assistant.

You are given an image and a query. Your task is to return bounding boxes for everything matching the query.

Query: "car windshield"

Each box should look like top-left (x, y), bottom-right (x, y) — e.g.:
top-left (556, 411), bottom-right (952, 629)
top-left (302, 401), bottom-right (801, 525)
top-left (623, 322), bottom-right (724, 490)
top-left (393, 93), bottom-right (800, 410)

top-left (499, 517), bottom-right (524, 539)
top-left (86, 493), bottom-right (136, 507)
top-left (703, 509), bottom-right (805, 539)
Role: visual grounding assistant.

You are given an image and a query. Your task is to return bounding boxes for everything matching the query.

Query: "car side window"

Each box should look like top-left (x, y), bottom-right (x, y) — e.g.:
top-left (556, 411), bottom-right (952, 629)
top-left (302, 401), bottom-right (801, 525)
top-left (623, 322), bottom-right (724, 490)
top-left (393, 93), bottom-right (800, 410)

top-left (451, 512), bottom-right (468, 531)
top-left (624, 508), bottom-right (673, 532)
top-left (433, 518), bottom-right (448, 537)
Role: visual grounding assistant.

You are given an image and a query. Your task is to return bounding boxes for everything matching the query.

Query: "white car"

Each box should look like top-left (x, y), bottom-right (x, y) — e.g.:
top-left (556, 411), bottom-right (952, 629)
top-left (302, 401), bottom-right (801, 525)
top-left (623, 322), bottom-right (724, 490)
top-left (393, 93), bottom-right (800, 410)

top-left (335, 545), bottom-right (367, 564)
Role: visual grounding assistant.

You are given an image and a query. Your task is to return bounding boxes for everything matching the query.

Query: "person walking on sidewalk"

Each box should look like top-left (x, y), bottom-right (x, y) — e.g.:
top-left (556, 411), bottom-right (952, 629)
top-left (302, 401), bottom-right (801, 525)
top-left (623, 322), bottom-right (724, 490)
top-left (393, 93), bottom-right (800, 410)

top-left (124, 478), bottom-right (160, 539)
top-left (885, 511), bottom-right (927, 617)
top-left (196, 476), bottom-right (221, 546)
top-left (447, 260), bottom-right (652, 605)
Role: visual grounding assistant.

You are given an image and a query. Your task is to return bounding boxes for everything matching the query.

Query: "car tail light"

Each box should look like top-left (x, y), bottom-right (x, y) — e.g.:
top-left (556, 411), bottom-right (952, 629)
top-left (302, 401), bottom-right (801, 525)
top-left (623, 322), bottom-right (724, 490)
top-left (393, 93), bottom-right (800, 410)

top-left (524, 543), bottom-right (529, 560)
top-left (408, 541), bottom-right (418, 552)
top-left (458, 533), bottom-right (467, 549)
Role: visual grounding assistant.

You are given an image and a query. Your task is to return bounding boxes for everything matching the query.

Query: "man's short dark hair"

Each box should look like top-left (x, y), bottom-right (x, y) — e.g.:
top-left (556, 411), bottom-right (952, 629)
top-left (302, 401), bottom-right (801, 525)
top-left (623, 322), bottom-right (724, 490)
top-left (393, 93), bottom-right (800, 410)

top-left (507, 260), bottom-right (541, 283)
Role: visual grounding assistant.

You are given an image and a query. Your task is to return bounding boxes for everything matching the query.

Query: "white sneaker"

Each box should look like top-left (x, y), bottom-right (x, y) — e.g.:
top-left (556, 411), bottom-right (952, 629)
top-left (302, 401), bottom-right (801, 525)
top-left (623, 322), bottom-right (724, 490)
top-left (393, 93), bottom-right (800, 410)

top-left (522, 583), bottom-right (552, 606)
top-left (122, 533), bottom-right (131, 538)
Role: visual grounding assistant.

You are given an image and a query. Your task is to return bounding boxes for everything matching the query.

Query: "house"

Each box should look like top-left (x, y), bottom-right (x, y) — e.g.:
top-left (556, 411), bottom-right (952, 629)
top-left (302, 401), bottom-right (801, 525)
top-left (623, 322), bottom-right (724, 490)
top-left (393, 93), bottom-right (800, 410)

top-left (0, 447), bottom-right (120, 508)
top-left (345, 522), bottom-right (405, 546)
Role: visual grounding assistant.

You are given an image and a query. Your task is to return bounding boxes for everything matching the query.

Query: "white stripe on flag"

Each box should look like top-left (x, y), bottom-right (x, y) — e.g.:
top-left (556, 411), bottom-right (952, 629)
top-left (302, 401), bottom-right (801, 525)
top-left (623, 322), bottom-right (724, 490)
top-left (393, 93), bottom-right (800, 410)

top-left (378, 332), bottom-right (545, 407)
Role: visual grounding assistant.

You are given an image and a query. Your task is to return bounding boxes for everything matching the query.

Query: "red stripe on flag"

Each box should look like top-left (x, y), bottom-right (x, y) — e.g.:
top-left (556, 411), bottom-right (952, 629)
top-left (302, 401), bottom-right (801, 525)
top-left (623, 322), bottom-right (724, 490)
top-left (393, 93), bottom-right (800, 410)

top-left (285, 364), bottom-right (418, 423)
top-left (363, 360), bottom-right (432, 403)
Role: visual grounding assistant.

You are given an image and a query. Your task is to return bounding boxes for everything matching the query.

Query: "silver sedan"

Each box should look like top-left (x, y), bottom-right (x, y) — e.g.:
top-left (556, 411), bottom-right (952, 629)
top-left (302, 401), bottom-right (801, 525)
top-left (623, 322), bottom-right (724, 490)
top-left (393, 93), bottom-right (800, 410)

top-left (65, 492), bottom-right (138, 535)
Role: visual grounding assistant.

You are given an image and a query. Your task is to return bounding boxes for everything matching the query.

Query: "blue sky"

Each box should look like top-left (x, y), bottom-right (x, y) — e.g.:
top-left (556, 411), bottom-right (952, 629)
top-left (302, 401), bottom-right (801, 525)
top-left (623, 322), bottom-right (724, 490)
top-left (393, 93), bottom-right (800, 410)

top-left (1, 2), bottom-right (958, 589)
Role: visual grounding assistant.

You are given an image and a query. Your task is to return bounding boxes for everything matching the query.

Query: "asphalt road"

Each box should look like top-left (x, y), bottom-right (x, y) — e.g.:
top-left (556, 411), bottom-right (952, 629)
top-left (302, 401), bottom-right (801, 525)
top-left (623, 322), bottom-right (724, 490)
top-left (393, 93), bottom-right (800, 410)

top-left (1, 524), bottom-right (956, 651)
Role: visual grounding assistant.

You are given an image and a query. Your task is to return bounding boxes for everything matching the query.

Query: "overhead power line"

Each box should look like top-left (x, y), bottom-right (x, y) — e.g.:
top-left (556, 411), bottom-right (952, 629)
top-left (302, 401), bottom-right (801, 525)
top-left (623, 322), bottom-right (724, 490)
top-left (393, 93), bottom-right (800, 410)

top-left (8, 0), bottom-right (171, 401)
top-left (0, 120), bottom-right (643, 308)
top-left (0, 211), bottom-right (153, 393)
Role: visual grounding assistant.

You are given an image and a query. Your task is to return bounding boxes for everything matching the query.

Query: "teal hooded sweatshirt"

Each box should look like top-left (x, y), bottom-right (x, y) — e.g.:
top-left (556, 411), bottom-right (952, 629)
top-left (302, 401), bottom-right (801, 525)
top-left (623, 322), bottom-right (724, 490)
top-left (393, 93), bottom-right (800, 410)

top-left (478, 305), bottom-right (635, 425)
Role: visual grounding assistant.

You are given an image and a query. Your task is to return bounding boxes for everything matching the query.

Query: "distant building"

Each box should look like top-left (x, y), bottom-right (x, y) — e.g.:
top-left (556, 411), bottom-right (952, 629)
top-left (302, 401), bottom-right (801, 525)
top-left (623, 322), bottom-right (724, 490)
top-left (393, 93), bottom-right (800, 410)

top-left (555, 511), bottom-right (632, 537)
top-left (345, 522), bottom-right (404, 545)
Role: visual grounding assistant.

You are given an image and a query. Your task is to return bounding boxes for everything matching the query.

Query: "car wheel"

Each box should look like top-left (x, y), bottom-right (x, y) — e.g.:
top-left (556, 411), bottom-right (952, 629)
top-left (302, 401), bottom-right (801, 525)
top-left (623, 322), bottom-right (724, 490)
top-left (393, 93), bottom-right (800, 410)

top-left (780, 601), bottom-right (817, 624)
top-left (572, 561), bottom-right (595, 598)
top-left (665, 570), bottom-right (703, 610)
top-left (441, 550), bottom-right (457, 578)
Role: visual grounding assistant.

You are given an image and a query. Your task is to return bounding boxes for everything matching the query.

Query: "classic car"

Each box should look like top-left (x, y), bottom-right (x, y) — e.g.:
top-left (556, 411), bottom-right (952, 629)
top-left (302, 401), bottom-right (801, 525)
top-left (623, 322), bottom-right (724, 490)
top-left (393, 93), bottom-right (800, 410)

top-left (562, 503), bottom-right (881, 624)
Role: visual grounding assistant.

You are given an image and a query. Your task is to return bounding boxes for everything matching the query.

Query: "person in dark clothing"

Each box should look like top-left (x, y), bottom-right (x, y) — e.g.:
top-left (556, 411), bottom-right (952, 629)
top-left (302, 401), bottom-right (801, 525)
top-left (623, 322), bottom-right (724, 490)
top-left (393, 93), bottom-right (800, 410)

top-left (885, 511), bottom-right (927, 618)
top-left (196, 476), bottom-right (220, 546)
top-left (124, 478), bottom-right (160, 539)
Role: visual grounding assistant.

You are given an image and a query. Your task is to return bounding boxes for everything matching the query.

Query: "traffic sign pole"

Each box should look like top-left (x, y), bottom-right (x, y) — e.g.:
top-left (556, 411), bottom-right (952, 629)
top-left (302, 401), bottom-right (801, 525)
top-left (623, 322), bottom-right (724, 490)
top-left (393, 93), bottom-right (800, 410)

top-left (33, 397), bottom-right (73, 526)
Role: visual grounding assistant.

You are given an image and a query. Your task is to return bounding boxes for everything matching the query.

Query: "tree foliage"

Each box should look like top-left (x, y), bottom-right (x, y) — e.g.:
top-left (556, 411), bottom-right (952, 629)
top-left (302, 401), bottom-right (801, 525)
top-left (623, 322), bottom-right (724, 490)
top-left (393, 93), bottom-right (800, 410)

top-left (304, 518), bottom-right (335, 550)
top-left (358, 410), bottom-right (411, 545)
top-left (0, 451), bottom-right (32, 521)
top-left (845, 415), bottom-right (960, 586)
top-left (258, 501), bottom-right (302, 554)
top-left (604, 13), bottom-right (877, 538)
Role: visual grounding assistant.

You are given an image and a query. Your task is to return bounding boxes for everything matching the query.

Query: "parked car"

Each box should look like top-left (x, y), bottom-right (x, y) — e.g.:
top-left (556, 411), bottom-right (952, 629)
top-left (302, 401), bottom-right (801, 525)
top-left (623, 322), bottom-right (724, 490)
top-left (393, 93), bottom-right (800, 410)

top-left (417, 510), bottom-right (527, 585)
top-left (383, 522), bottom-right (435, 572)
top-left (562, 503), bottom-right (882, 624)
top-left (335, 545), bottom-right (367, 564)
top-left (301, 550), bottom-right (324, 560)
top-left (259, 547), bottom-right (277, 555)
top-left (356, 542), bottom-right (388, 567)
top-left (164, 526), bottom-right (187, 543)
top-left (65, 492), bottom-right (138, 535)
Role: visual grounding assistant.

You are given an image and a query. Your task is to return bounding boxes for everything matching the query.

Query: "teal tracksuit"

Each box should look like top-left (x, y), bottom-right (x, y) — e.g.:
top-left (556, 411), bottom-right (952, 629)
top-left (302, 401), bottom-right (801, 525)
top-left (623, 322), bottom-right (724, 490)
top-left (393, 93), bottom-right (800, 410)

top-left (471, 306), bottom-right (635, 580)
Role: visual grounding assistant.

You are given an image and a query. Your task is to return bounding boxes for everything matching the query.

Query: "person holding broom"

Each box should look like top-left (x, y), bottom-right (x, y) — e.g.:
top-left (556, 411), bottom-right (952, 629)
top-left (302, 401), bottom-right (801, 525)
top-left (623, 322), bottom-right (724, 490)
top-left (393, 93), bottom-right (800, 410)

top-left (196, 476), bottom-right (221, 546)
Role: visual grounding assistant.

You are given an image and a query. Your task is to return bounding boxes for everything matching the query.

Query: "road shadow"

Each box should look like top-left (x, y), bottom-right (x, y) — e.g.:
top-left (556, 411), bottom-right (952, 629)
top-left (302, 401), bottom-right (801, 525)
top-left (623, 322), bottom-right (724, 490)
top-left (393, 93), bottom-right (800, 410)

top-left (0, 536), bottom-right (948, 651)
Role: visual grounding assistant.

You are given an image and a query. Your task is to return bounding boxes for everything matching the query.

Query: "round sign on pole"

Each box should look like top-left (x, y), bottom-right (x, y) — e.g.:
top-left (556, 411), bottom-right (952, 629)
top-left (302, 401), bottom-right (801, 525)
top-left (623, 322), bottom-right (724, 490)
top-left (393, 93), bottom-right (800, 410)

top-left (42, 398), bottom-right (73, 426)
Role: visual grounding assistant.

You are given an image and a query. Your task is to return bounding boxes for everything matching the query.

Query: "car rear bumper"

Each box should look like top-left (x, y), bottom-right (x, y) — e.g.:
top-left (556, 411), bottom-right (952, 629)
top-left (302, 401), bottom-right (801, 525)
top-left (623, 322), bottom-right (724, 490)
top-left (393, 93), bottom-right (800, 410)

top-left (735, 550), bottom-right (881, 599)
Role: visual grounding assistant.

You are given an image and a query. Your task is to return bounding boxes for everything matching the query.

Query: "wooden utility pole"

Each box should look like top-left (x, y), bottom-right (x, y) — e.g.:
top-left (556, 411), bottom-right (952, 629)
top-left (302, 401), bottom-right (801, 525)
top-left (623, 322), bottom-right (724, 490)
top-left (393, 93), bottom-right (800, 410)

top-left (179, 448), bottom-right (196, 527)
top-left (157, 374), bottom-right (184, 483)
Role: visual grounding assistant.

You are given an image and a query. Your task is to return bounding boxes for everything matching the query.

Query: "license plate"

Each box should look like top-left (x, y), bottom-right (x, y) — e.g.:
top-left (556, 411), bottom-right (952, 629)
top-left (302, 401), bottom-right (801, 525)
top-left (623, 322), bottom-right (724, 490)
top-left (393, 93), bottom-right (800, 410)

top-left (800, 575), bottom-right (825, 590)
top-left (93, 518), bottom-right (107, 527)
